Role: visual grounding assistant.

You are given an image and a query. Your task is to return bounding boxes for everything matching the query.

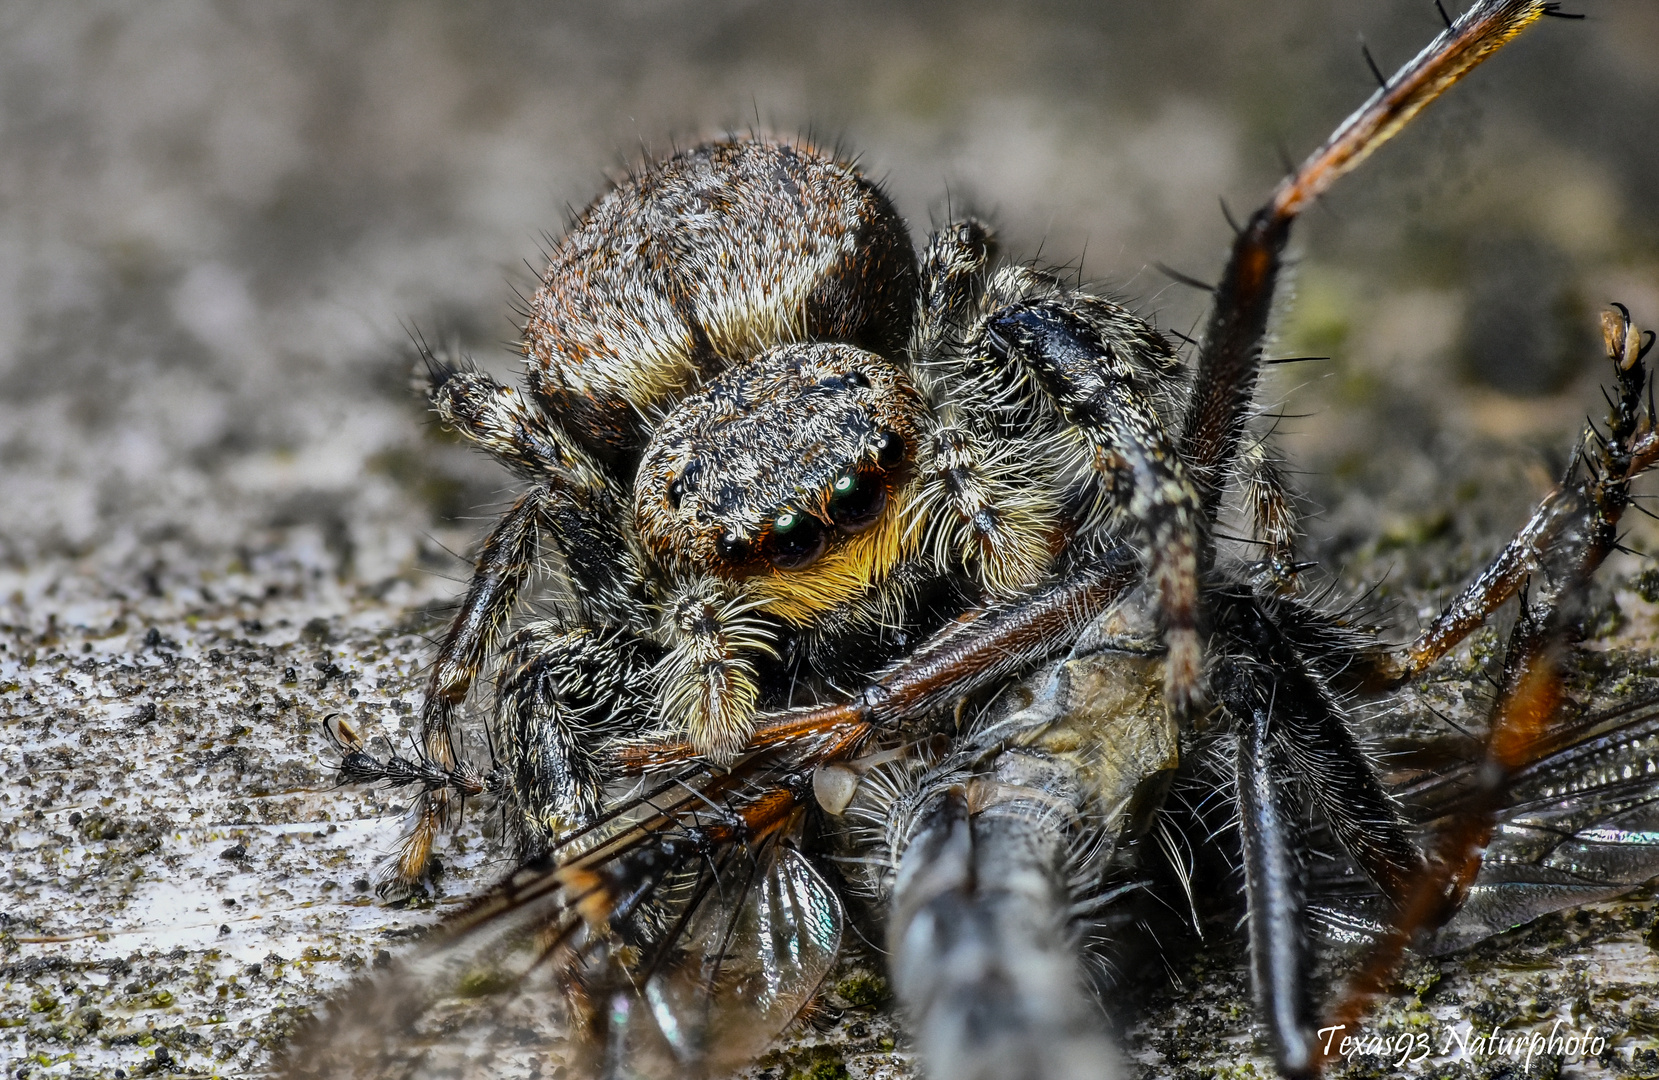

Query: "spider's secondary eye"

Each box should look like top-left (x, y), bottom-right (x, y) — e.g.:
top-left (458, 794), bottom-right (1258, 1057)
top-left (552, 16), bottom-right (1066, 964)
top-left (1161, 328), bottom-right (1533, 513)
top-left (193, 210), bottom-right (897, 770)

top-left (716, 530), bottom-right (751, 564)
top-left (874, 430), bottom-right (907, 470)
top-left (764, 508), bottom-right (828, 570)
top-left (667, 477), bottom-right (685, 510)
top-left (843, 370), bottom-right (870, 389)
top-left (828, 470), bottom-right (886, 534)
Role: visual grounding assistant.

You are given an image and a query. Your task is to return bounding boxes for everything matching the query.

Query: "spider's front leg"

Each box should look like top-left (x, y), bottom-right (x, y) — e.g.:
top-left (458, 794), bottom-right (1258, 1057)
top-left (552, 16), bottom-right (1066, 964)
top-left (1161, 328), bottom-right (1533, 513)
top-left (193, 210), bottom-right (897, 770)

top-left (358, 363), bottom-right (649, 892)
top-left (495, 623), bottom-right (660, 855)
top-left (981, 299), bottom-right (1206, 712)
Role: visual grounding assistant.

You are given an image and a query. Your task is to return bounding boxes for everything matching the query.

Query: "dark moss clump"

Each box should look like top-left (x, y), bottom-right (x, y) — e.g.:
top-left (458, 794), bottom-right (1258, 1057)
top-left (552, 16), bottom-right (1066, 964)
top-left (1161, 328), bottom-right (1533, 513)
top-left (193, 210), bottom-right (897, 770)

top-left (833, 971), bottom-right (890, 1010)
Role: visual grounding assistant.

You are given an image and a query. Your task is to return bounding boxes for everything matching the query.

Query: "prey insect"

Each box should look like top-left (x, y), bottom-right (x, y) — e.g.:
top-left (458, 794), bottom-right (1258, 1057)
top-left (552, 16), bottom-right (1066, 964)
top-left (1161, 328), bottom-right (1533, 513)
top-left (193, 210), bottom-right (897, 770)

top-left (288, 3), bottom-right (1659, 1078)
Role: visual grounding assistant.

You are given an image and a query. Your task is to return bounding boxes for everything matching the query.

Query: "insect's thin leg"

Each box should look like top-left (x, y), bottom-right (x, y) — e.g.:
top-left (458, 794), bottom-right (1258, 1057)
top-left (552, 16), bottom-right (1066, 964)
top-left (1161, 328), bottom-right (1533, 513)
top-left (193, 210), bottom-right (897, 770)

top-left (1180, 0), bottom-right (1553, 542)
top-left (1320, 311), bottom-right (1659, 1069)
top-left (1322, 592), bottom-right (1568, 1059)
top-left (1233, 683), bottom-right (1316, 1080)
top-left (888, 786), bottom-right (1124, 1080)
top-left (984, 299), bottom-right (1205, 713)
top-left (391, 489), bottom-right (546, 892)
top-left (1391, 307), bottom-right (1659, 681)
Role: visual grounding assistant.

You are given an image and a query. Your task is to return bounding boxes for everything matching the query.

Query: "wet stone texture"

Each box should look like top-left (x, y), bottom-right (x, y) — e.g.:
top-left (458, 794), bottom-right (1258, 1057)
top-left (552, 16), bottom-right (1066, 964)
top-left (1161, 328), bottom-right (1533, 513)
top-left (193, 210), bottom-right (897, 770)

top-left (5, 2), bottom-right (1659, 1078)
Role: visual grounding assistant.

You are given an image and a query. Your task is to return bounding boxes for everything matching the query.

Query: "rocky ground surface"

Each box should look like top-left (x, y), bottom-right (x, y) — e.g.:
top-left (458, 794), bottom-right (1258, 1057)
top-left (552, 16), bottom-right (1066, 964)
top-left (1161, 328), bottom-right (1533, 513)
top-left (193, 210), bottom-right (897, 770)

top-left (5, 2), bottom-right (1659, 1078)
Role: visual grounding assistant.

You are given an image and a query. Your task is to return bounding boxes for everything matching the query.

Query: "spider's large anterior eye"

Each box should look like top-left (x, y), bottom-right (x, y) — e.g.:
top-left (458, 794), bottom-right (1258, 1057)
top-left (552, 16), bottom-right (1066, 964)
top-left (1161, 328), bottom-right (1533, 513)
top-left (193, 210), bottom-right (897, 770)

top-left (828, 470), bottom-right (886, 534)
top-left (764, 508), bottom-right (828, 570)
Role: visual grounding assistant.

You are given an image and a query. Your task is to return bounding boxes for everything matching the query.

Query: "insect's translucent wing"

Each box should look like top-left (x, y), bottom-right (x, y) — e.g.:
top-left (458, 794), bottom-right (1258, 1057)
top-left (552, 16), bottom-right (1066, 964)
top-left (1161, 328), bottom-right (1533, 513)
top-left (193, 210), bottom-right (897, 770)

top-left (1307, 696), bottom-right (1659, 952)
top-left (278, 853), bottom-right (595, 1080)
top-left (638, 845), bottom-right (844, 1074)
top-left (1429, 698), bottom-right (1659, 952)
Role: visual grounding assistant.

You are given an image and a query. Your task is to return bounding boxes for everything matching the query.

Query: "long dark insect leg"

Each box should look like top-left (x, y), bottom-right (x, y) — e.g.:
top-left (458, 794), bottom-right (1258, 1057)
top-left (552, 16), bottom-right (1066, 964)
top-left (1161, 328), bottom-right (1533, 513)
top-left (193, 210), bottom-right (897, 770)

top-left (1231, 681), bottom-right (1316, 1079)
top-left (1180, 0), bottom-right (1555, 554)
top-left (984, 299), bottom-right (1205, 713)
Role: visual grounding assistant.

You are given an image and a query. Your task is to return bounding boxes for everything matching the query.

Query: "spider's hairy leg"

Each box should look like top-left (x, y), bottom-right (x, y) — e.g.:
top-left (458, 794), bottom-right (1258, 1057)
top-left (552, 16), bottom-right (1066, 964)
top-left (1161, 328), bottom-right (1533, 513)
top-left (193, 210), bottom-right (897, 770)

top-left (1236, 436), bottom-right (1300, 590)
top-left (430, 362), bottom-right (648, 624)
top-left (1211, 592), bottom-right (1425, 1079)
top-left (496, 623), bottom-right (660, 854)
top-left (915, 217), bottom-right (997, 357)
top-left (982, 298), bottom-right (1205, 713)
top-left (391, 489), bottom-right (544, 892)
top-left (911, 222), bottom-right (1064, 596)
top-left (378, 373), bottom-right (647, 892)
top-left (655, 579), bottom-right (779, 763)
top-left (914, 422), bottom-right (1063, 595)
top-left (429, 362), bottom-right (610, 492)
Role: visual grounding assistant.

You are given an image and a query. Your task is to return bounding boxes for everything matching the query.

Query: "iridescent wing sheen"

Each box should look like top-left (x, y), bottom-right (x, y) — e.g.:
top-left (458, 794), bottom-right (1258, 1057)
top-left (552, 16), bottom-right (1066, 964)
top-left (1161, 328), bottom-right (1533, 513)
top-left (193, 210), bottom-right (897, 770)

top-left (1307, 693), bottom-right (1659, 952)
top-left (635, 846), bottom-right (844, 1073)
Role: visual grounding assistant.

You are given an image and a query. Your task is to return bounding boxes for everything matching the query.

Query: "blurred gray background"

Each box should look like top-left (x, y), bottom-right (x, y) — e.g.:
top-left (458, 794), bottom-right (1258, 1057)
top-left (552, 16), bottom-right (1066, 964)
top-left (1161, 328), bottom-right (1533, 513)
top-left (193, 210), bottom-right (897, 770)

top-left (3, 0), bottom-right (1656, 591)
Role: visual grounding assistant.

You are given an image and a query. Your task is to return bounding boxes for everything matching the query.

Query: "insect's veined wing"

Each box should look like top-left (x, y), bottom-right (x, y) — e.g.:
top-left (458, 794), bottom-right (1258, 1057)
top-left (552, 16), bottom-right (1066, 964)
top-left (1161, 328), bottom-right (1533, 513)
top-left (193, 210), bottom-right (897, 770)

top-left (1426, 693), bottom-right (1659, 953)
top-left (1307, 694), bottom-right (1659, 951)
top-left (613, 843), bottom-right (844, 1076)
top-left (280, 751), bottom-right (846, 1080)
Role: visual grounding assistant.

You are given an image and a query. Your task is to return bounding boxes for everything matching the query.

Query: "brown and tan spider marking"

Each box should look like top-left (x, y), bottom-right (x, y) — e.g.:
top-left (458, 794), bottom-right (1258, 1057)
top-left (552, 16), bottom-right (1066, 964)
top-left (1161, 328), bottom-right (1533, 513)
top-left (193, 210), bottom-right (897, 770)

top-left (320, 2), bottom-right (1653, 1077)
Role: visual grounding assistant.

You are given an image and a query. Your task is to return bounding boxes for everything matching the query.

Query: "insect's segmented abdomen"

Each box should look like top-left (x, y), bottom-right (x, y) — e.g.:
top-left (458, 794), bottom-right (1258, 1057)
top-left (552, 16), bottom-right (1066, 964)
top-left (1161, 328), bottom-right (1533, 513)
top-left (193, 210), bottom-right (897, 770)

top-left (525, 138), bottom-right (917, 462)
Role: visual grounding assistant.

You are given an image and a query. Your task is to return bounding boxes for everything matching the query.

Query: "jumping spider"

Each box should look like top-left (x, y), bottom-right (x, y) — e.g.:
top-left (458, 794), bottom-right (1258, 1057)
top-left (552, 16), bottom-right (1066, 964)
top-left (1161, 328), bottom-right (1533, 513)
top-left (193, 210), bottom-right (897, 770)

top-left (391, 130), bottom-right (1206, 888)
top-left (301, 3), bottom-right (1659, 1078)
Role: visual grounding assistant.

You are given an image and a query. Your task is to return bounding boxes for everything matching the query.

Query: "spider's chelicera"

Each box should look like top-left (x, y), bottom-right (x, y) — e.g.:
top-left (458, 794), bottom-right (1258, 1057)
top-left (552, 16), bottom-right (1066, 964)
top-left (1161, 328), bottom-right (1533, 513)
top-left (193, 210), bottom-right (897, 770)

top-left (300, 5), bottom-right (1659, 1079)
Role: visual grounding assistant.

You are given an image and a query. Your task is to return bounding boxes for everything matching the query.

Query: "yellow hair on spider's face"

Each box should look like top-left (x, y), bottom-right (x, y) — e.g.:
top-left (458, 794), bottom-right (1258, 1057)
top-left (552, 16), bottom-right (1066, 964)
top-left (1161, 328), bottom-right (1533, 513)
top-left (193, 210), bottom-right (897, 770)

top-left (747, 474), bottom-right (923, 625)
top-left (634, 342), bottom-right (930, 622)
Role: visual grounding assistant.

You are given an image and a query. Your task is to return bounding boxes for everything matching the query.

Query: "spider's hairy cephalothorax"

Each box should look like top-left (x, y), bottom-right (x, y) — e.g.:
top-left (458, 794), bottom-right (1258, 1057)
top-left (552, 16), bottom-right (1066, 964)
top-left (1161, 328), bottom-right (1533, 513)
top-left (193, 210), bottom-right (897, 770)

top-left (398, 131), bottom-right (1205, 873)
top-left (634, 343), bottom-right (928, 626)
